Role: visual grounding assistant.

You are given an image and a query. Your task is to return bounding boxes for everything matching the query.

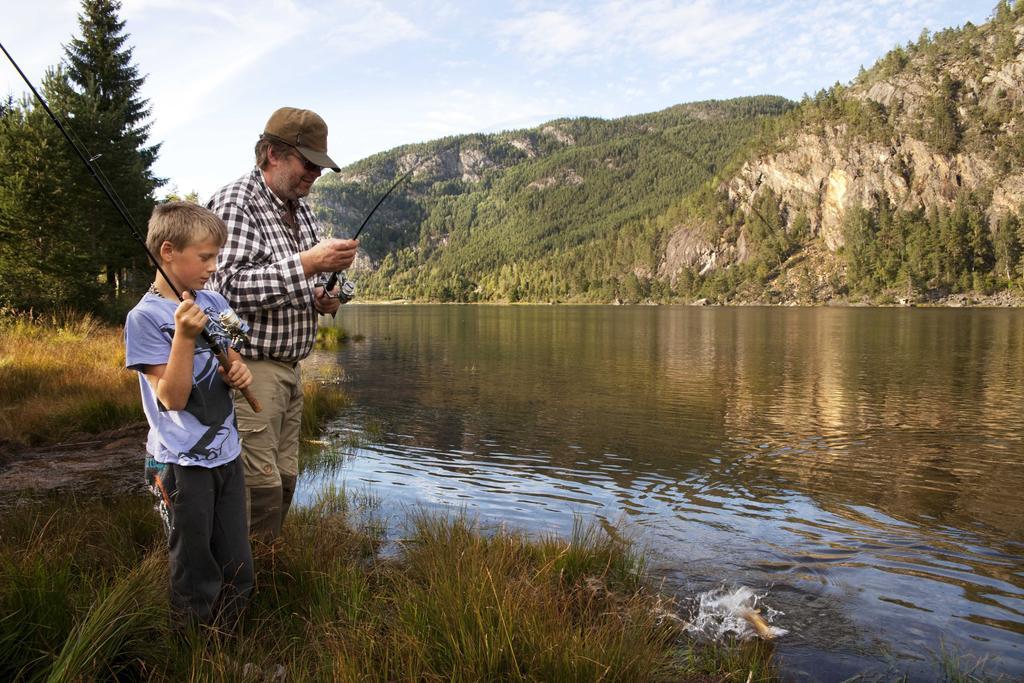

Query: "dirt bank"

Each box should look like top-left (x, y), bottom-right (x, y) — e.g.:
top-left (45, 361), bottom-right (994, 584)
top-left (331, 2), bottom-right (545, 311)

top-left (0, 423), bottom-right (148, 504)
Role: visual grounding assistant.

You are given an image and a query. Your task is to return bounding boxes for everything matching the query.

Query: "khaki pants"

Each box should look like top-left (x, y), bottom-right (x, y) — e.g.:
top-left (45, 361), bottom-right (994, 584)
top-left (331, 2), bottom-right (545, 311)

top-left (234, 358), bottom-right (303, 544)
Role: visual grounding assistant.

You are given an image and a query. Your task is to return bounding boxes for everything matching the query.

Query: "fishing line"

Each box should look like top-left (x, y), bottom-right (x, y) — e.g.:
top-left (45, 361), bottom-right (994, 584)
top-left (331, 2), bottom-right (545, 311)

top-left (0, 40), bottom-right (262, 411)
top-left (1, 42), bottom-right (162, 280)
top-left (59, 105), bottom-right (139, 226)
top-left (324, 148), bottom-right (443, 299)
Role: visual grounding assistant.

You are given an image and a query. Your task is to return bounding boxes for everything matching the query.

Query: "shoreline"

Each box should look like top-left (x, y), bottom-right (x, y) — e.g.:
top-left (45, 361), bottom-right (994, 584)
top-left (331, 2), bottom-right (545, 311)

top-left (0, 422), bottom-right (148, 504)
top-left (339, 289), bottom-right (1024, 308)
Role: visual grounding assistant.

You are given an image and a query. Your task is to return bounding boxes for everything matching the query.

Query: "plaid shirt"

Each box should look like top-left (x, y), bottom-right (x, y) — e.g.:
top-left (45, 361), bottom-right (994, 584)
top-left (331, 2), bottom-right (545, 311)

top-left (207, 168), bottom-right (326, 362)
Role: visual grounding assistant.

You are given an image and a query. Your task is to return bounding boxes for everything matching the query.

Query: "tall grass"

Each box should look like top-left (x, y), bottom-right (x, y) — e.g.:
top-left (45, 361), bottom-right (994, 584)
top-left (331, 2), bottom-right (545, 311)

top-left (301, 373), bottom-right (350, 440)
top-left (0, 492), bottom-right (782, 682)
top-left (45, 553), bottom-right (167, 683)
top-left (0, 310), bottom-right (352, 449)
top-left (314, 323), bottom-right (349, 350)
top-left (0, 495), bottom-right (162, 681)
top-left (0, 309), bottom-right (140, 446)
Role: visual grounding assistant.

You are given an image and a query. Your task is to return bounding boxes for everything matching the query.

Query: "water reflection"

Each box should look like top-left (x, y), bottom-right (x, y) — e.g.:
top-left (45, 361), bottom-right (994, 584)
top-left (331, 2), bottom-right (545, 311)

top-left (301, 305), bottom-right (1024, 680)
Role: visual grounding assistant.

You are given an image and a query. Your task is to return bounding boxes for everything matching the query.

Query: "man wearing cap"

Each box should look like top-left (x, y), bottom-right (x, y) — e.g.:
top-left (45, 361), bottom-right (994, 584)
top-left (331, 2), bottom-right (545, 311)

top-left (207, 107), bottom-right (358, 544)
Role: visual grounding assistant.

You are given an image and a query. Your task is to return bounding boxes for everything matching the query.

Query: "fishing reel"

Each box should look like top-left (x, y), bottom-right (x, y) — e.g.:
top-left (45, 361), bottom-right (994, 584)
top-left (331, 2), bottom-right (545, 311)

top-left (325, 274), bottom-right (356, 304)
top-left (217, 307), bottom-right (252, 350)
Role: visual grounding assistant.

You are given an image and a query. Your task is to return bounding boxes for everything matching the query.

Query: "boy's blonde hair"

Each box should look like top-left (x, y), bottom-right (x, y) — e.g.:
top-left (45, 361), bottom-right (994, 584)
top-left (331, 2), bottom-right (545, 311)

top-left (146, 201), bottom-right (228, 258)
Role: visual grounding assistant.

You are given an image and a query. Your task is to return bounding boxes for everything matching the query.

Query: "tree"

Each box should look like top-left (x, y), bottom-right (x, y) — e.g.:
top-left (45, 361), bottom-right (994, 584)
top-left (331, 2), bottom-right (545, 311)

top-left (0, 0), bottom-right (159, 313)
top-left (926, 76), bottom-right (960, 154)
top-left (0, 89), bottom-right (101, 311)
top-left (60, 0), bottom-right (161, 297)
top-left (842, 207), bottom-right (879, 293)
top-left (993, 213), bottom-right (1019, 281)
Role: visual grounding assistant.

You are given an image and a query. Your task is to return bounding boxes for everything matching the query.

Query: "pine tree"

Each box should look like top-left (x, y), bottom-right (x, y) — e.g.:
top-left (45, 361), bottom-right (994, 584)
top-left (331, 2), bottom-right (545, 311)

top-left (0, 0), bottom-right (159, 313)
top-left (0, 76), bottom-right (103, 312)
top-left (60, 0), bottom-right (161, 298)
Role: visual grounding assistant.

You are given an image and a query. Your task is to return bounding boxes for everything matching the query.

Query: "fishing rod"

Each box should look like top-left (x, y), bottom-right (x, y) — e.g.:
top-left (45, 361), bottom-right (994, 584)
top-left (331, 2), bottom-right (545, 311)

top-left (0, 41), bottom-right (262, 412)
top-left (324, 153), bottom-right (430, 301)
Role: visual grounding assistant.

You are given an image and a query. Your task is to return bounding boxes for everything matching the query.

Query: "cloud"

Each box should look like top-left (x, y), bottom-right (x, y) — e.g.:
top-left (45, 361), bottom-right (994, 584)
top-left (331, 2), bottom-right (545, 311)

top-left (124, 2), bottom-right (306, 135)
top-left (6, 0), bottom-right (994, 199)
top-left (492, 0), bottom-right (991, 98)
top-left (597, 0), bottom-right (765, 61)
top-left (406, 86), bottom-right (568, 139)
top-left (768, 0), bottom-right (979, 70)
top-left (121, 0), bottom-right (423, 136)
top-left (498, 10), bottom-right (592, 65)
top-left (496, 0), bottom-right (767, 68)
top-left (0, 1), bottom-right (79, 98)
top-left (315, 2), bottom-right (423, 52)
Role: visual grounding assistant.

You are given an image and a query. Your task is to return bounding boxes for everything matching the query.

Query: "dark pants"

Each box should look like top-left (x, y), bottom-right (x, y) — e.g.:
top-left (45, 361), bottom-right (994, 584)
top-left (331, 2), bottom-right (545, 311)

top-left (146, 457), bottom-right (254, 630)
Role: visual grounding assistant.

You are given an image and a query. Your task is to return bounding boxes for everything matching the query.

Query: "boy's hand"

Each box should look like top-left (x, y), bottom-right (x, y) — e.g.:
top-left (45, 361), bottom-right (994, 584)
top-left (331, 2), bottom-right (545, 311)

top-left (174, 292), bottom-right (208, 339)
top-left (219, 359), bottom-right (253, 390)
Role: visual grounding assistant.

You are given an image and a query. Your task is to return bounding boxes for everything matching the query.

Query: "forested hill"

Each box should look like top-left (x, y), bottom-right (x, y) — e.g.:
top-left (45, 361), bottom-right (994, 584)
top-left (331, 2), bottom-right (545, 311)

top-left (310, 97), bottom-right (794, 302)
top-left (311, 2), bottom-right (1024, 304)
top-left (690, 1), bottom-right (1024, 304)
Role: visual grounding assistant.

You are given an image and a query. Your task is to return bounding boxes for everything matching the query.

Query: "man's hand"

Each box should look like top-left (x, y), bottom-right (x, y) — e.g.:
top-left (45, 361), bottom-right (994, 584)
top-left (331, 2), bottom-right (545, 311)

top-left (174, 291), bottom-right (208, 339)
top-left (219, 358), bottom-right (253, 390)
top-left (314, 285), bottom-right (341, 315)
top-left (301, 238), bottom-right (359, 277)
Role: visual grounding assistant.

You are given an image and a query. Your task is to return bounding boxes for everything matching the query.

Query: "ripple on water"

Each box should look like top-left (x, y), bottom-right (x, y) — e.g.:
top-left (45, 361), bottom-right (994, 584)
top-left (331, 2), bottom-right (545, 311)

top-left (304, 306), bottom-right (1024, 680)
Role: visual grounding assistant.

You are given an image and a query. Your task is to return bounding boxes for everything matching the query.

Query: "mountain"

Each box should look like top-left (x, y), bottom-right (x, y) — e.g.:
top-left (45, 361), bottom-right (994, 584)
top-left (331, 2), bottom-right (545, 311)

top-left (311, 2), bottom-right (1024, 304)
top-left (311, 97), bottom-right (794, 302)
top-left (686, 0), bottom-right (1024, 304)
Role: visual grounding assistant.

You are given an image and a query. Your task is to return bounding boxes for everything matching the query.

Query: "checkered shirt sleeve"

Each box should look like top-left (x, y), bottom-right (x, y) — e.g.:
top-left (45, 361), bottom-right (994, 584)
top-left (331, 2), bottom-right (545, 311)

top-left (207, 168), bottom-right (327, 362)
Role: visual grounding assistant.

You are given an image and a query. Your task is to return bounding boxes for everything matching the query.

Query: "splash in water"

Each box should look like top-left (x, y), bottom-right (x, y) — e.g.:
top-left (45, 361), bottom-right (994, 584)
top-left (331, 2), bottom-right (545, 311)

top-left (686, 586), bottom-right (788, 641)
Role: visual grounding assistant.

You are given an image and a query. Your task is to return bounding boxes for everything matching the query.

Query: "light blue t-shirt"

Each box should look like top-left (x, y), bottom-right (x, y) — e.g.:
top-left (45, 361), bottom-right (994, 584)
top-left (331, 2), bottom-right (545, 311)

top-left (125, 290), bottom-right (241, 468)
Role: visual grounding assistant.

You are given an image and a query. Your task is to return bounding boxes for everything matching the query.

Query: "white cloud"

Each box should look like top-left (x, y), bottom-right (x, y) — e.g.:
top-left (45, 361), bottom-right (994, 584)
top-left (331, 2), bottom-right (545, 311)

top-left (498, 10), bottom-right (592, 65)
top-left (492, 0), bottom-right (991, 98)
top-left (125, 2), bottom-right (307, 135)
top-left (497, 1), bottom-right (767, 68)
top-left (604, 0), bottom-right (764, 61)
top-left (119, 0), bottom-right (422, 137)
top-left (0, 2), bottom-right (79, 98)
top-left (407, 86), bottom-right (567, 139)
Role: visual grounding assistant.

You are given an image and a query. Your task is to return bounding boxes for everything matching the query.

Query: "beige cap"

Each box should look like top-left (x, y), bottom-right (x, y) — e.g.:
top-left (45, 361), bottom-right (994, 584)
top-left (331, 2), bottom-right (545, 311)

top-left (261, 107), bottom-right (340, 172)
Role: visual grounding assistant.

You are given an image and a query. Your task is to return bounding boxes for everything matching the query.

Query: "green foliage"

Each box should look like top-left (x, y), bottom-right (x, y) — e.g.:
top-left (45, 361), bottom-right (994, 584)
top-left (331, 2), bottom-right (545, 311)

top-left (314, 96), bottom-right (795, 303)
top-left (317, 5), bottom-right (1024, 305)
top-left (311, 0), bottom-right (1022, 305)
top-left (744, 188), bottom-right (798, 272)
top-left (926, 76), bottom-right (962, 154)
top-left (842, 191), bottom-right (1006, 296)
top-left (300, 375), bottom-right (350, 439)
top-left (0, 497), bottom-right (160, 682)
top-left (314, 322), bottom-right (350, 350)
top-left (0, 0), bottom-right (159, 315)
top-left (0, 496), bottom-right (776, 682)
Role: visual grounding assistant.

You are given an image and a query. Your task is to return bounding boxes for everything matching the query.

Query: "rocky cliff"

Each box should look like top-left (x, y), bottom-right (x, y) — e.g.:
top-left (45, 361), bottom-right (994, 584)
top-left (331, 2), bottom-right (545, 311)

top-left (660, 8), bottom-right (1024, 291)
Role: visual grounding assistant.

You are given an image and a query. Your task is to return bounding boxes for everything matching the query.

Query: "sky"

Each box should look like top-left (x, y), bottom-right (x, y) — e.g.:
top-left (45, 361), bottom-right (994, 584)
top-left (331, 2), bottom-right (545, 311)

top-left (1, 0), bottom-right (998, 200)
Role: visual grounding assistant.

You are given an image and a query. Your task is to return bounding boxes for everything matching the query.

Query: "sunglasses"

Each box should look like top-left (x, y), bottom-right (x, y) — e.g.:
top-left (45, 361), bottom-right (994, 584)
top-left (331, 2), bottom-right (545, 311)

top-left (294, 154), bottom-right (323, 173)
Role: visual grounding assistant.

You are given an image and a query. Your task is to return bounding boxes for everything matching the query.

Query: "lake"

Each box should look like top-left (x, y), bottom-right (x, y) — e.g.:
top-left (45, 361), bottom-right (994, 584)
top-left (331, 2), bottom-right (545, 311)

top-left (302, 305), bottom-right (1024, 681)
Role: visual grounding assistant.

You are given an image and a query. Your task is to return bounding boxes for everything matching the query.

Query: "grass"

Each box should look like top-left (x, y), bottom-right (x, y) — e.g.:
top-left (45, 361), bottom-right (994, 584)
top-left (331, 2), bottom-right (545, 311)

top-left (0, 491), bottom-right (781, 682)
top-left (933, 640), bottom-right (1003, 683)
top-left (0, 309), bottom-right (140, 447)
top-left (315, 324), bottom-right (349, 350)
top-left (315, 321), bottom-right (365, 351)
top-left (0, 314), bottom-right (1003, 682)
top-left (0, 309), bottom-right (354, 449)
top-left (301, 371), bottom-right (350, 440)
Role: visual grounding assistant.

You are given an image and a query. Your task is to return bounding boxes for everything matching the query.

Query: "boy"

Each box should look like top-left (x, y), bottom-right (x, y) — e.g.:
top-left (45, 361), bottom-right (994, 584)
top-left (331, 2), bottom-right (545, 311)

top-left (124, 201), bottom-right (254, 631)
